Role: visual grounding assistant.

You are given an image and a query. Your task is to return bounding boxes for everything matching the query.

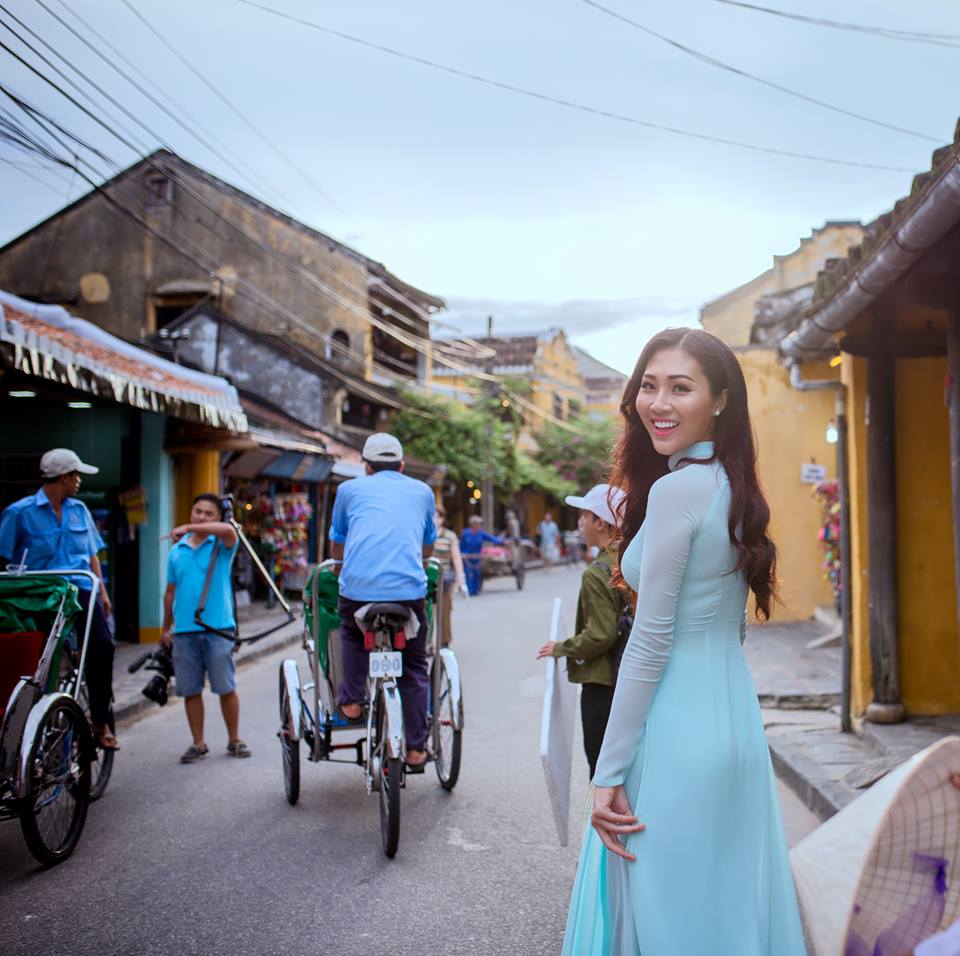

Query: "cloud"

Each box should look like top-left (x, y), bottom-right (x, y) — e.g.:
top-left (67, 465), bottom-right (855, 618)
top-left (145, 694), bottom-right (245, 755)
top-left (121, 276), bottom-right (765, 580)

top-left (437, 295), bottom-right (700, 338)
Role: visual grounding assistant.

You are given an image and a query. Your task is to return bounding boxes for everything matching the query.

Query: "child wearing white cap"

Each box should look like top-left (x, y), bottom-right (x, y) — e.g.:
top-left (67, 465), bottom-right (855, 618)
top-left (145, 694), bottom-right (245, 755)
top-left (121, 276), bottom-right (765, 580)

top-left (537, 482), bottom-right (629, 779)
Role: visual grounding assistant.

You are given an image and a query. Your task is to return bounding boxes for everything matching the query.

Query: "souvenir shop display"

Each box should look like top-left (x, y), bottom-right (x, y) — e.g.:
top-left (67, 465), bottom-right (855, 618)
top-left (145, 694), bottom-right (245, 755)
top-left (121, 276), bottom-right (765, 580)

top-left (812, 479), bottom-right (842, 610)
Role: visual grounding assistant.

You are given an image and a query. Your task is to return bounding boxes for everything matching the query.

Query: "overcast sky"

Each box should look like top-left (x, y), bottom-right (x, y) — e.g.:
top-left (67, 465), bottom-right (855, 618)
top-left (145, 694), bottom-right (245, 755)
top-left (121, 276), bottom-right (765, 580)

top-left (2, 0), bottom-right (958, 372)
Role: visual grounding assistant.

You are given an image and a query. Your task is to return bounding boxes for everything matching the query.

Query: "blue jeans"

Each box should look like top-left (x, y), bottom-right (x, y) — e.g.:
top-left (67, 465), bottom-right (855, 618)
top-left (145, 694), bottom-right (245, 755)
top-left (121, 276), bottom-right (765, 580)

top-left (462, 554), bottom-right (482, 595)
top-left (172, 630), bottom-right (236, 696)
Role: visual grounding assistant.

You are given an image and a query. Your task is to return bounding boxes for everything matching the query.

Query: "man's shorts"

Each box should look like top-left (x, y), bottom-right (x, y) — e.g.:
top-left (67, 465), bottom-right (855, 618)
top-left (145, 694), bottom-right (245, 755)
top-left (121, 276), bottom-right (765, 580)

top-left (172, 631), bottom-right (236, 696)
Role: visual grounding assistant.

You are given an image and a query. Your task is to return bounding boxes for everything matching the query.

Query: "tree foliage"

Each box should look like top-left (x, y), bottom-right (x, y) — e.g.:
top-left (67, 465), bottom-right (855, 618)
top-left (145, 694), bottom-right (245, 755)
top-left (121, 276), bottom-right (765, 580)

top-left (536, 413), bottom-right (620, 490)
top-left (391, 388), bottom-right (521, 497)
top-left (391, 389), bottom-right (620, 501)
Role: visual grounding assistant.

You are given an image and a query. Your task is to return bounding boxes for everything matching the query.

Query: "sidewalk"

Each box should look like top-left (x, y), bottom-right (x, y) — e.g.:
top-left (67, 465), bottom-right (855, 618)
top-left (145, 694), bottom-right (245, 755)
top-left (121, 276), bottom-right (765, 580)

top-left (111, 605), bottom-right (302, 726)
top-left (746, 619), bottom-right (960, 821)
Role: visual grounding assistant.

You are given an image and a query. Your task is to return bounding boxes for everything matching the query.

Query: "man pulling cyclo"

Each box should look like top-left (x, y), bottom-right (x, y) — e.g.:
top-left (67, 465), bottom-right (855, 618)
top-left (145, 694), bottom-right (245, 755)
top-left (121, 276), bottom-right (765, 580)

top-left (330, 434), bottom-right (436, 772)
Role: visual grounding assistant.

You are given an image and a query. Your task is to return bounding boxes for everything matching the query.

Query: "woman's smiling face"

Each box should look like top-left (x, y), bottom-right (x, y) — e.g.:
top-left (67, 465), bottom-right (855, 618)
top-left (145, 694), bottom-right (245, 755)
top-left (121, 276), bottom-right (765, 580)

top-left (635, 346), bottom-right (726, 457)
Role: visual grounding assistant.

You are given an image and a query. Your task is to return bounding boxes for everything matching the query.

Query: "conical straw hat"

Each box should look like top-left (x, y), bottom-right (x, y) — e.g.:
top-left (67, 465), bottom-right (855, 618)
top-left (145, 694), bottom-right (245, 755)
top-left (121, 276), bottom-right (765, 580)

top-left (790, 736), bottom-right (960, 956)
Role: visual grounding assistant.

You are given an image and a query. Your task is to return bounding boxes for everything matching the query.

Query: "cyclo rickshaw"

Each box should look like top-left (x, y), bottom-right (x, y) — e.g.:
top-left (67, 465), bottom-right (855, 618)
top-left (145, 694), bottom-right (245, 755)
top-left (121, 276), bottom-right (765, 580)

top-left (0, 568), bottom-right (111, 865)
top-left (277, 557), bottom-right (464, 857)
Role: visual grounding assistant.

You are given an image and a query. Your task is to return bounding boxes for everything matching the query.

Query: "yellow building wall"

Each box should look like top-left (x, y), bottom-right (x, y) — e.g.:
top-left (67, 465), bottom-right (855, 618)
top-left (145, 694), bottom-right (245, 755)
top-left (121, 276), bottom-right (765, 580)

top-left (775, 225), bottom-right (864, 290)
top-left (893, 357), bottom-right (960, 714)
top-left (173, 451), bottom-right (222, 525)
top-left (739, 350), bottom-right (837, 622)
top-left (701, 273), bottom-right (776, 347)
top-left (701, 224), bottom-right (865, 347)
top-left (843, 354), bottom-right (872, 717)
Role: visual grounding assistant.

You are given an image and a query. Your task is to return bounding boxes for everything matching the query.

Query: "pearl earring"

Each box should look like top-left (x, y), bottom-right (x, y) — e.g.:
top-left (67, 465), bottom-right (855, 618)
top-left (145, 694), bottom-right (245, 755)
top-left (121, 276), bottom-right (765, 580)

top-left (714, 410), bottom-right (720, 417)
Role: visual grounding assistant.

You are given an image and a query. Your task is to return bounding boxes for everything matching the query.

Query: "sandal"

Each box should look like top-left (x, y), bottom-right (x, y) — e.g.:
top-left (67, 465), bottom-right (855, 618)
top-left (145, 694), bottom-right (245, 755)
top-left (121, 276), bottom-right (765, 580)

top-left (227, 739), bottom-right (252, 758)
top-left (405, 750), bottom-right (428, 774)
top-left (92, 725), bottom-right (120, 751)
top-left (180, 743), bottom-right (209, 764)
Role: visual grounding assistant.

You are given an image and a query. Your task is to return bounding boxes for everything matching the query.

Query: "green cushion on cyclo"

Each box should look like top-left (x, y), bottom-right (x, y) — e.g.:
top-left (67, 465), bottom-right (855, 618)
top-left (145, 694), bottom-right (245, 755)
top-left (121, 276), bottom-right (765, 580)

top-left (302, 564), bottom-right (440, 679)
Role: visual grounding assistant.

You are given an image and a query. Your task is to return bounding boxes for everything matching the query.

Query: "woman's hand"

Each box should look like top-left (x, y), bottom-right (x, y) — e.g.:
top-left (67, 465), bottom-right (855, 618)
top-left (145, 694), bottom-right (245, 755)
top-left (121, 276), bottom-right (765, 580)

top-left (591, 785), bottom-right (644, 861)
top-left (537, 641), bottom-right (556, 659)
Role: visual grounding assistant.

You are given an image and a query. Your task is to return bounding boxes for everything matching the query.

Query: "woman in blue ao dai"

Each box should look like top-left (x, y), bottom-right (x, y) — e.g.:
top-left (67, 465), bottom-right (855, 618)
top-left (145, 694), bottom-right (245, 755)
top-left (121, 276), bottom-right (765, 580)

top-left (561, 328), bottom-right (806, 955)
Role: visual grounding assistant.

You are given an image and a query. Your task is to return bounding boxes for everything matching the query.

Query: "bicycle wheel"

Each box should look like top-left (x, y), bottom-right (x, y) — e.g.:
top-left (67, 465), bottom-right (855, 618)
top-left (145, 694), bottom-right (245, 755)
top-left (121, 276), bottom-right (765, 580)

top-left (76, 683), bottom-right (114, 802)
top-left (279, 679), bottom-right (300, 806)
top-left (89, 722), bottom-right (115, 802)
top-left (433, 659), bottom-right (462, 791)
top-left (375, 693), bottom-right (401, 858)
top-left (19, 698), bottom-right (91, 866)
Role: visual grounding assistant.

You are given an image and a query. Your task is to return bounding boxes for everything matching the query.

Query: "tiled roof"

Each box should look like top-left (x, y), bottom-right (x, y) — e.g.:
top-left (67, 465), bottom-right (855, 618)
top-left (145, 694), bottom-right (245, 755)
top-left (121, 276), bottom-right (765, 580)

top-left (0, 291), bottom-right (247, 431)
top-left (572, 346), bottom-right (627, 383)
top-left (811, 127), bottom-right (960, 307)
top-left (433, 333), bottom-right (542, 375)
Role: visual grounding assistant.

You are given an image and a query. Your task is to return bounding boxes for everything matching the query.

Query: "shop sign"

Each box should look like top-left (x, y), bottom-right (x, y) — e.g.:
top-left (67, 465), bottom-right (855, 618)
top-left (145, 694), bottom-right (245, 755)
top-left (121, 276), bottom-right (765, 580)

top-left (118, 485), bottom-right (149, 528)
top-left (801, 462), bottom-right (828, 484)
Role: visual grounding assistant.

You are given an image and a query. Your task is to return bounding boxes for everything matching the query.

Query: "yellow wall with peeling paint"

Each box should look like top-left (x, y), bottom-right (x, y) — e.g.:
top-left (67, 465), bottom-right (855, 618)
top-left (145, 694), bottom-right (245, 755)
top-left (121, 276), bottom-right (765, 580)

top-left (739, 350), bottom-right (838, 622)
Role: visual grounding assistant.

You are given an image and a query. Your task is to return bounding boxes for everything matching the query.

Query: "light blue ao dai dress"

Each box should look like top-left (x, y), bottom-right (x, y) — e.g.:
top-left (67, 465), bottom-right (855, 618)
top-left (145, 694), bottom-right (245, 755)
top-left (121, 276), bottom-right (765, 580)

top-left (561, 441), bottom-right (806, 955)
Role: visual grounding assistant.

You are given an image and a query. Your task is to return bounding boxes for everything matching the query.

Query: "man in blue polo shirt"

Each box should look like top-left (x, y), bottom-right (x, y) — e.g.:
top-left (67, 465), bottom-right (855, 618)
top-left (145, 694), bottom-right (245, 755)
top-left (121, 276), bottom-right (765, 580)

top-left (161, 493), bottom-right (250, 764)
top-left (0, 448), bottom-right (118, 750)
top-left (330, 433), bottom-right (436, 771)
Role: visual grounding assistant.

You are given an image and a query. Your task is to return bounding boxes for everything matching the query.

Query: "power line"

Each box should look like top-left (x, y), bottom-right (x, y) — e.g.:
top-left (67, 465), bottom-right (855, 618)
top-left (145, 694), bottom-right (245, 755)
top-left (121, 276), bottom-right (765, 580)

top-left (0, 6), bottom-right (155, 155)
top-left (48, 0), bottom-right (293, 209)
top-left (7, 7), bottom-right (442, 354)
top-left (1, 72), bottom-right (579, 429)
top-left (231, 0), bottom-right (915, 173)
top-left (577, 0), bottom-right (939, 142)
top-left (0, 153), bottom-right (68, 195)
top-left (712, 1), bottom-right (960, 48)
top-left (118, 0), bottom-right (350, 219)
top-left (28, 0), bottom-right (295, 208)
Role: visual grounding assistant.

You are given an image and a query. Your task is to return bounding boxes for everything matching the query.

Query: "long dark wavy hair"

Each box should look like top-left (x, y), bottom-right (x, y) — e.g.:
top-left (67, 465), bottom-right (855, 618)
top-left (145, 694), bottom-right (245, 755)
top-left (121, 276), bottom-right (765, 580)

top-left (610, 327), bottom-right (778, 621)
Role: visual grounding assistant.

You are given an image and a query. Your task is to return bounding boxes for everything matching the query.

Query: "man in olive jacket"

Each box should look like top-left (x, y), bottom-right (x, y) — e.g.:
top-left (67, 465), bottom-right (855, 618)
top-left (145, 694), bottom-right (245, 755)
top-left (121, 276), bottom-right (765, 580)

top-left (537, 483), bottom-right (627, 779)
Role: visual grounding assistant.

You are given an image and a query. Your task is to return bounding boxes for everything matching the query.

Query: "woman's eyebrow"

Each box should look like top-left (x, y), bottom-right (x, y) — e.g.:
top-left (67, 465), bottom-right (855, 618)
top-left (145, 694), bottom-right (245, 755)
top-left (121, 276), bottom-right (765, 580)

top-left (667, 374), bottom-right (695, 382)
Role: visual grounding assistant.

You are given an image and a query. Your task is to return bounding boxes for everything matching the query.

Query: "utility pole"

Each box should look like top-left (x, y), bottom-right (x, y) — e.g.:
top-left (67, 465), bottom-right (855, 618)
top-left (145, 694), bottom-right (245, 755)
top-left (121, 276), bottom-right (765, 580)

top-left (482, 315), bottom-right (496, 529)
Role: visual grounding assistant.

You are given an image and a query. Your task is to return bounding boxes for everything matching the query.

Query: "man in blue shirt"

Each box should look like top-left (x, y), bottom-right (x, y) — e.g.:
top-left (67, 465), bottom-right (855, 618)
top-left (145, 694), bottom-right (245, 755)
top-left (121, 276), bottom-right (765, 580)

top-left (0, 448), bottom-right (118, 749)
top-left (161, 493), bottom-right (250, 764)
top-left (330, 433), bottom-right (436, 770)
top-left (460, 515), bottom-right (504, 596)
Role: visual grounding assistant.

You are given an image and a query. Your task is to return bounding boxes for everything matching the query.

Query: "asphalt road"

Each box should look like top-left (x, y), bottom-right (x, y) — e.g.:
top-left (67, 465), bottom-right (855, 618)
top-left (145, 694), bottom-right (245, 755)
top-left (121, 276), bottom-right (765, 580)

top-left (0, 564), bottom-right (817, 955)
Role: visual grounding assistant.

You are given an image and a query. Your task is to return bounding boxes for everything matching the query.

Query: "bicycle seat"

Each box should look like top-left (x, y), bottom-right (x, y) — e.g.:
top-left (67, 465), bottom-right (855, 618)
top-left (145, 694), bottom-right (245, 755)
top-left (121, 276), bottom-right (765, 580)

top-left (361, 603), bottom-right (412, 629)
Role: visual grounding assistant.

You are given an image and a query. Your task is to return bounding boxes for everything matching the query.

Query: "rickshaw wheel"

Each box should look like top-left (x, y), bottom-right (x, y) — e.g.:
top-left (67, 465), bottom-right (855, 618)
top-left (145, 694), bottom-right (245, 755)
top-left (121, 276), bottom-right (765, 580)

top-left (375, 695), bottom-right (401, 858)
top-left (434, 660), bottom-right (462, 791)
top-left (19, 698), bottom-right (91, 866)
top-left (79, 686), bottom-right (114, 802)
top-left (279, 684), bottom-right (300, 806)
top-left (89, 735), bottom-right (115, 802)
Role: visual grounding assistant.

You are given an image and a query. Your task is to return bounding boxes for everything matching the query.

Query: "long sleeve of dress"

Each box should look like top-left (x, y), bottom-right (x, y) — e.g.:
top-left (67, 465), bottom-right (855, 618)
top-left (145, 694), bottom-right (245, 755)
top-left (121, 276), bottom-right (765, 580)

top-left (592, 466), bottom-right (721, 787)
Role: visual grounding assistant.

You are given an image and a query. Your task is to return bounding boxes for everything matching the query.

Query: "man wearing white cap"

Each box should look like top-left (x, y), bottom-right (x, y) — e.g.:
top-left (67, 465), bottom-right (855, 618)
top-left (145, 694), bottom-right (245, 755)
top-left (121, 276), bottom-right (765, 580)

top-left (329, 433), bottom-right (437, 771)
top-left (537, 482), bottom-right (628, 778)
top-left (0, 448), bottom-right (118, 749)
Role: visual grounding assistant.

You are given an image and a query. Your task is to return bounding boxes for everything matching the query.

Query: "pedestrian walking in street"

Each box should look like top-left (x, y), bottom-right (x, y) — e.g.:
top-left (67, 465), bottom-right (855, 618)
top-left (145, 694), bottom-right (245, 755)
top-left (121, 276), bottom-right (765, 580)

top-left (561, 328), bottom-right (805, 955)
top-left (329, 433), bottom-right (436, 772)
top-left (162, 493), bottom-right (251, 763)
top-left (537, 512), bottom-right (560, 569)
top-left (459, 515), bottom-right (502, 596)
top-left (432, 506), bottom-right (466, 646)
top-left (536, 483), bottom-right (628, 779)
top-left (0, 448), bottom-right (119, 750)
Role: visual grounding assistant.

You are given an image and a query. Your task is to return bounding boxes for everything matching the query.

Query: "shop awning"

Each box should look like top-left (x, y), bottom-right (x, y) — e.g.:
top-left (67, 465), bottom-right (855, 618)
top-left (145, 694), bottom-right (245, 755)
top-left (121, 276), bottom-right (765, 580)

top-left (0, 290), bottom-right (247, 431)
top-left (260, 451), bottom-right (333, 482)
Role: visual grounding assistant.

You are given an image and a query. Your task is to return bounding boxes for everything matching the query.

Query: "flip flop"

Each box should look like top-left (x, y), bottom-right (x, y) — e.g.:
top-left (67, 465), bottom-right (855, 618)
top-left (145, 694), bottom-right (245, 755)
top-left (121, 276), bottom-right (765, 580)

top-left (92, 725), bottom-right (120, 751)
